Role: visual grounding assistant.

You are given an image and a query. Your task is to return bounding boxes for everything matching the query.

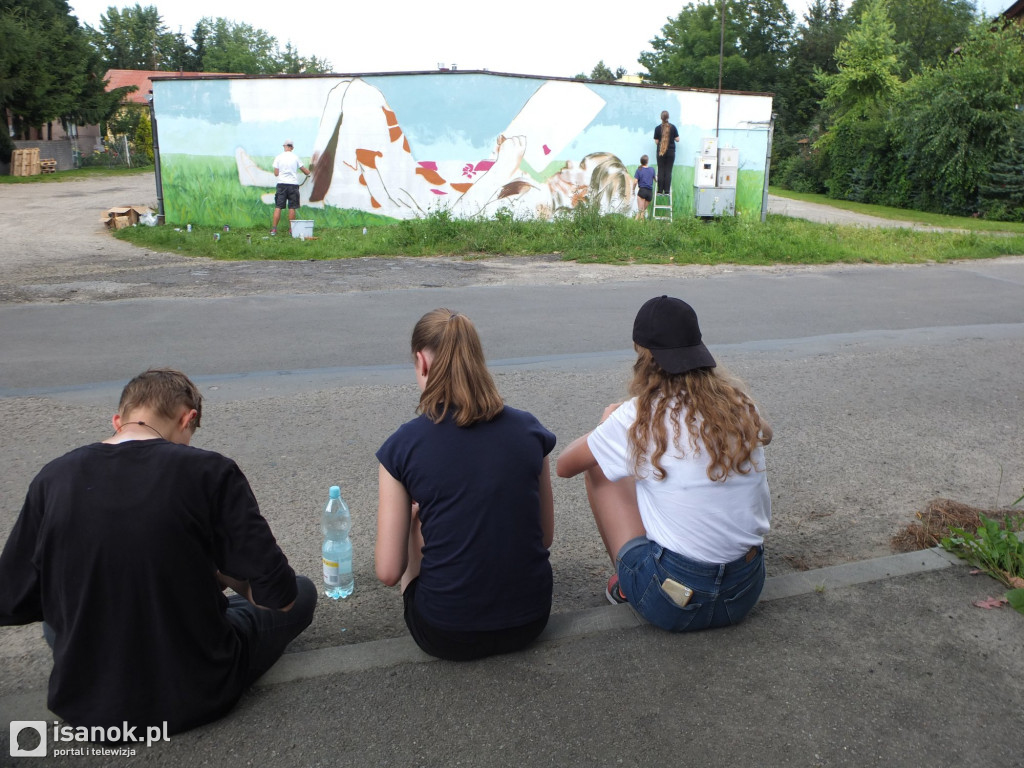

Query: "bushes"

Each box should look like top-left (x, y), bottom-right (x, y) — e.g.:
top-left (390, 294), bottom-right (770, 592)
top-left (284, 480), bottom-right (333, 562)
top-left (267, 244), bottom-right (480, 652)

top-left (776, 21), bottom-right (1024, 221)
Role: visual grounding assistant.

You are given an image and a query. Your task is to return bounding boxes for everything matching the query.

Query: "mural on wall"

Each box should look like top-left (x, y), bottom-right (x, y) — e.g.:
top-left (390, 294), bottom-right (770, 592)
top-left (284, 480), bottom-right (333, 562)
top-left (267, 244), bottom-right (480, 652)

top-left (152, 72), bottom-right (773, 226)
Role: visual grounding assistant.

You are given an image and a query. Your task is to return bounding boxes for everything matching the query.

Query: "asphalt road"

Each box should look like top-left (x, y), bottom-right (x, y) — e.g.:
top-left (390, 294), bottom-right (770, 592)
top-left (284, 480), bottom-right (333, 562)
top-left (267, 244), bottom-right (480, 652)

top-left (2, 177), bottom-right (1023, 641)
top-left (1, 175), bottom-right (1023, 766)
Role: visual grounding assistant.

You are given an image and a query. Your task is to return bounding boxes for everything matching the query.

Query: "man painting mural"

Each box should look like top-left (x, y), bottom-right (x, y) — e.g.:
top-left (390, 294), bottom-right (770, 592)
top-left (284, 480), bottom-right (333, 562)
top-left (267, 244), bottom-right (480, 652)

top-left (270, 140), bottom-right (311, 235)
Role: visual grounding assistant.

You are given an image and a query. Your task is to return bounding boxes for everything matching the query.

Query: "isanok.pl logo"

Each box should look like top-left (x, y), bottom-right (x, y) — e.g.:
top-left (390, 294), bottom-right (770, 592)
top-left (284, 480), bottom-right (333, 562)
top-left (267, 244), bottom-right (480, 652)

top-left (9, 721), bottom-right (46, 757)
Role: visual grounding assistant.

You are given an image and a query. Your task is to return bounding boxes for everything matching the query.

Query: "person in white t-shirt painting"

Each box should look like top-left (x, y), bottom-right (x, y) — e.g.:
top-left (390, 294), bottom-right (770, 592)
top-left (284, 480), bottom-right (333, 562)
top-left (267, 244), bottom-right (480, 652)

top-left (557, 296), bottom-right (773, 632)
top-left (270, 140), bottom-right (310, 235)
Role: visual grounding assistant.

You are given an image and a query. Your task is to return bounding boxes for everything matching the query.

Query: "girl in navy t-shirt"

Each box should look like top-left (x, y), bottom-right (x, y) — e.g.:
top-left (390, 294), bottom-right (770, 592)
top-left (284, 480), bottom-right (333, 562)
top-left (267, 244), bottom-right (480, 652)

top-left (375, 308), bottom-right (556, 660)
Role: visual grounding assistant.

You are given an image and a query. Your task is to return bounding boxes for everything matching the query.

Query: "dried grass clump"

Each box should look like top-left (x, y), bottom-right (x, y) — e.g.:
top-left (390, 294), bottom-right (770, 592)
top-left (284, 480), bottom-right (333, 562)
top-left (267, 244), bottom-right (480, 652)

top-left (890, 498), bottom-right (991, 552)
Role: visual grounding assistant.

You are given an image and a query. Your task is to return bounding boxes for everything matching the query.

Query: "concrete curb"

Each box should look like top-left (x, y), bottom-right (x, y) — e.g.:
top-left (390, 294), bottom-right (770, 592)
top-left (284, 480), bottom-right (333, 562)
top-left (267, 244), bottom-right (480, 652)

top-left (0, 548), bottom-right (968, 723)
top-left (258, 546), bottom-right (963, 687)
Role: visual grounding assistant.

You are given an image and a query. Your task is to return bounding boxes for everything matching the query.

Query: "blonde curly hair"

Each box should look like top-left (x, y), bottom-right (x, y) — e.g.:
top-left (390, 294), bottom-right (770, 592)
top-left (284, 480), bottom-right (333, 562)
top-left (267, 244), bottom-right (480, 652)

top-left (628, 347), bottom-right (765, 482)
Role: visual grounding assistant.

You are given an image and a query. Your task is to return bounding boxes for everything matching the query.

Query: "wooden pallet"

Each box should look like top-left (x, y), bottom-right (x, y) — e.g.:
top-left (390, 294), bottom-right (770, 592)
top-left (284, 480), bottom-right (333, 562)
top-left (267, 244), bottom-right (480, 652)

top-left (40, 158), bottom-right (57, 174)
top-left (11, 148), bottom-right (41, 177)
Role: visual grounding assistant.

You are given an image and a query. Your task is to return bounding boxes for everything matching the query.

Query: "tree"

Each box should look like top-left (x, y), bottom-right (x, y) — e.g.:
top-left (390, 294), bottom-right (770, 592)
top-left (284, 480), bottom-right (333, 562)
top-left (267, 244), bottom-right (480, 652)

top-left (816, 0), bottom-right (902, 123)
top-left (88, 4), bottom-right (173, 70)
top-left (639, 0), bottom-right (794, 94)
top-left (846, 0), bottom-right (976, 75)
top-left (640, 1), bottom-right (750, 89)
top-left (815, 0), bottom-right (903, 200)
top-left (197, 17), bottom-right (281, 75)
top-left (278, 42), bottom-right (331, 75)
top-left (187, 19), bottom-right (208, 71)
top-left (573, 61), bottom-right (627, 81)
top-left (978, 112), bottom-right (1024, 221)
top-left (781, 0), bottom-right (850, 135)
top-left (0, 0), bottom-right (122, 157)
top-left (894, 21), bottom-right (1024, 215)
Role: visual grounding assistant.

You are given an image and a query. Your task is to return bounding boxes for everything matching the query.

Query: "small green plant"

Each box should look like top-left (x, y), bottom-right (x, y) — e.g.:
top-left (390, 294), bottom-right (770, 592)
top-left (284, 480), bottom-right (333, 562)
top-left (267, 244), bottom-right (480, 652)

top-left (941, 514), bottom-right (1024, 616)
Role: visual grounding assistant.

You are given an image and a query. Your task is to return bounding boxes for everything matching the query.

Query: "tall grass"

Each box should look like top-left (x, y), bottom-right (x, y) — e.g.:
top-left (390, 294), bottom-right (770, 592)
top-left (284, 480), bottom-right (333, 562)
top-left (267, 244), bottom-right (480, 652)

top-left (117, 204), bottom-right (1024, 265)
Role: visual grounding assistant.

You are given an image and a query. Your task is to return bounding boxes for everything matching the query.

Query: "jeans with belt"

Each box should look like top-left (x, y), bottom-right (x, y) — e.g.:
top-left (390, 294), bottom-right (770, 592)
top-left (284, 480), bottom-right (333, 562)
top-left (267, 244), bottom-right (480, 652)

top-left (617, 535), bottom-right (765, 632)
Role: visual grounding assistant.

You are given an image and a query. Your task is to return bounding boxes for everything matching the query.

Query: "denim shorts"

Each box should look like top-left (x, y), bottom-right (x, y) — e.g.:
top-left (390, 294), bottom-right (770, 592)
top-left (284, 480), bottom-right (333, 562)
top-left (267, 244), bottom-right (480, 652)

top-left (617, 536), bottom-right (765, 632)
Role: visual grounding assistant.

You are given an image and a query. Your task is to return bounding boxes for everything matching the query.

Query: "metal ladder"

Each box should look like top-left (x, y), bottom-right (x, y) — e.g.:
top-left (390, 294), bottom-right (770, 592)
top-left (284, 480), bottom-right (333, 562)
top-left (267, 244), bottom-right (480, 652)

top-left (653, 189), bottom-right (673, 222)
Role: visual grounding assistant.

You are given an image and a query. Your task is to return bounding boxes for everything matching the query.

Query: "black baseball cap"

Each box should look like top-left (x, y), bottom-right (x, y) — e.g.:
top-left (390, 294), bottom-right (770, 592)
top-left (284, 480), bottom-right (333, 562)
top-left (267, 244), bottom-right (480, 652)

top-left (632, 296), bottom-right (716, 374)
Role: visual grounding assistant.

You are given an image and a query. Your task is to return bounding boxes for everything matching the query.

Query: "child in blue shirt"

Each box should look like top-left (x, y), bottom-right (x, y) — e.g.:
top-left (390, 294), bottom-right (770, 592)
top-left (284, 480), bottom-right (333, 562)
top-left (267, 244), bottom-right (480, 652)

top-left (634, 155), bottom-right (656, 220)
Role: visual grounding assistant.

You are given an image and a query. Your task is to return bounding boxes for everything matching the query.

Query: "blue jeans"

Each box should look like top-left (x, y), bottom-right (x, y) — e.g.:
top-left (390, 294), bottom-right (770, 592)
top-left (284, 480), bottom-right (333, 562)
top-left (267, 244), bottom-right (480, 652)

top-left (617, 536), bottom-right (765, 632)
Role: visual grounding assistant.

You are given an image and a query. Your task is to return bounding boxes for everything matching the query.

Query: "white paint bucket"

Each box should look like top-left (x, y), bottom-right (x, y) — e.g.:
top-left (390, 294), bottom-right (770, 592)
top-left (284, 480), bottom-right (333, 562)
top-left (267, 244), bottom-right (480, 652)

top-left (290, 220), bottom-right (314, 239)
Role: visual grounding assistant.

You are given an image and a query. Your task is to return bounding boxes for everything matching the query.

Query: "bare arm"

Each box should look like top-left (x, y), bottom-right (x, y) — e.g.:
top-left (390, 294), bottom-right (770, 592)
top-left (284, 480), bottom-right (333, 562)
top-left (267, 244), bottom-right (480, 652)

top-left (375, 463), bottom-right (412, 586)
top-left (555, 433), bottom-right (597, 478)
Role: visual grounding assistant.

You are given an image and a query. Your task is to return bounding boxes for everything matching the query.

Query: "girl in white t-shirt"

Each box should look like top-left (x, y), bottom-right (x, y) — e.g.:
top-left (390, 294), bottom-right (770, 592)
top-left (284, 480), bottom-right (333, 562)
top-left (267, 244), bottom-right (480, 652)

top-left (557, 296), bottom-right (772, 632)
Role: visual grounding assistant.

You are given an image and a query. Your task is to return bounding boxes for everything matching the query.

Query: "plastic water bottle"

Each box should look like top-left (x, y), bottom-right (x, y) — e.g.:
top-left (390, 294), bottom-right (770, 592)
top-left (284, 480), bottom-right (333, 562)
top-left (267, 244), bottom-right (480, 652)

top-left (322, 485), bottom-right (353, 599)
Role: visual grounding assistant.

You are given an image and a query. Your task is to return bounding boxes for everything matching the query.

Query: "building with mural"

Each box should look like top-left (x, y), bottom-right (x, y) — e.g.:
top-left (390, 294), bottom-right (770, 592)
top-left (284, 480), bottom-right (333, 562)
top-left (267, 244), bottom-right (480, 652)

top-left (150, 71), bottom-right (773, 227)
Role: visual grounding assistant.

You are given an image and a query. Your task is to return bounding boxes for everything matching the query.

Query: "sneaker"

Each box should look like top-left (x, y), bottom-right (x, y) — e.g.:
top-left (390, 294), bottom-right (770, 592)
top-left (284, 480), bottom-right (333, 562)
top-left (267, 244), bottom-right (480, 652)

top-left (270, 228), bottom-right (277, 236)
top-left (606, 573), bottom-right (627, 604)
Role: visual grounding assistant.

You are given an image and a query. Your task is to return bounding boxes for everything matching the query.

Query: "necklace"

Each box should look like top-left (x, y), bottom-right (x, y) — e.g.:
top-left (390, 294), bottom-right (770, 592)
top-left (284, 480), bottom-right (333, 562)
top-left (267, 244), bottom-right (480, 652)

top-left (114, 421), bottom-right (165, 440)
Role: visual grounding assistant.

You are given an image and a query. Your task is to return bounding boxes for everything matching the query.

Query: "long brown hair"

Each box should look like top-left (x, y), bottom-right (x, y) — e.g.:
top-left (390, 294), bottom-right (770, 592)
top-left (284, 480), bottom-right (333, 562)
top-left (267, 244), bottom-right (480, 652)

top-left (412, 308), bottom-right (504, 427)
top-left (628, 348), bottom-right (764, 482)
top-left (658, 111), bottom-right (671, 157)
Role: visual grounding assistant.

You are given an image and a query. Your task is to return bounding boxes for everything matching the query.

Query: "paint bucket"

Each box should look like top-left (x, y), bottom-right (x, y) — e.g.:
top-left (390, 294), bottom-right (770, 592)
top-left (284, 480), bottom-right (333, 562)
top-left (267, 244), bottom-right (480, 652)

top-left (290, 220), bottom-right (314, 239)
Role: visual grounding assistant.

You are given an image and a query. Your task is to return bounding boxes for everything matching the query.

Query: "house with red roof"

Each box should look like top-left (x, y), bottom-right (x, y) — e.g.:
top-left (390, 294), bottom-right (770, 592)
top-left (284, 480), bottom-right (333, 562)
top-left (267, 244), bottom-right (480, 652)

top-left (5, 69), bottom-right (231, 172)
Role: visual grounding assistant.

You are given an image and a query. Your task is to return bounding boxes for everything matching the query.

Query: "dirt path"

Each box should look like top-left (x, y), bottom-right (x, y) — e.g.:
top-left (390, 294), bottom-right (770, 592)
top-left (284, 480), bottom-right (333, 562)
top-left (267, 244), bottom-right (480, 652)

top-left (767, 194), bottom-right (980, 232)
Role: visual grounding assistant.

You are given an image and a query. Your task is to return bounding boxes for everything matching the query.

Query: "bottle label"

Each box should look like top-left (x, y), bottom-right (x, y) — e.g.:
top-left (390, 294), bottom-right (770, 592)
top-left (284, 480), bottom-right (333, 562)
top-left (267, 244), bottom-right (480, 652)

top-left (323, 557), bottom-right (340, 586)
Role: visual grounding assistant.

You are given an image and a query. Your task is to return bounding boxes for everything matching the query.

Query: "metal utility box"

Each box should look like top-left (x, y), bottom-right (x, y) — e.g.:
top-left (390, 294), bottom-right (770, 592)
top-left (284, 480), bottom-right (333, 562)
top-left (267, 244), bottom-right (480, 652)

top-left (694, 187), bottom-right (736, 217)
top-left (694, 154), bottom-right (717, 187)
top-left (716, 167), bottom-right (737, 188)
top-left (716, 146), bottom-right (738, 188)
top-left (700, 137), bottom-right (718, 157)
top-left (718, 147), bottom-right (739, 167)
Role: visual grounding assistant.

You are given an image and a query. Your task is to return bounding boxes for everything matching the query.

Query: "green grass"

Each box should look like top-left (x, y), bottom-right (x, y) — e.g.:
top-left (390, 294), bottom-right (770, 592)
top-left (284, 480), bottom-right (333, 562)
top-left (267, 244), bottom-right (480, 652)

top-left (116, 205), bottom-right (1024, 265)
top-left (0, 165), bottom-right (154, 183)
top-left (108, 154), bottom-right (1024, 264)
top-left (769, 186), bottom-right (1024, 234)
top-left (161, 154), bottom-right (767, 227)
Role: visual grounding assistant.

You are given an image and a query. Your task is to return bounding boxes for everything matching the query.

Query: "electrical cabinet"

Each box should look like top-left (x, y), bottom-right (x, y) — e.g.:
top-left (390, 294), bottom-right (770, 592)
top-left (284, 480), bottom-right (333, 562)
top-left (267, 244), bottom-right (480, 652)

top-left (694, 154), bottom-right (717, 187)
top-left (694, 187), bottom-right (736, 217)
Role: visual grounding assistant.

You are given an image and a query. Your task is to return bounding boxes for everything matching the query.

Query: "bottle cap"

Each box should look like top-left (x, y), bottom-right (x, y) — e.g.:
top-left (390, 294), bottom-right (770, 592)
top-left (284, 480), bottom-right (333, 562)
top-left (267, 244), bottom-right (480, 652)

top-left (329, 485), bottom-right (341, 499)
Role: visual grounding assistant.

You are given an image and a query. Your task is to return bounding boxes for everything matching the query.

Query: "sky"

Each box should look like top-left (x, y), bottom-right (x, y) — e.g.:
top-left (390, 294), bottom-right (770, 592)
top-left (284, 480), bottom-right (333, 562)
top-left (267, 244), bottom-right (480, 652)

top-left (68, 0), bottom-right (1013, 80)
